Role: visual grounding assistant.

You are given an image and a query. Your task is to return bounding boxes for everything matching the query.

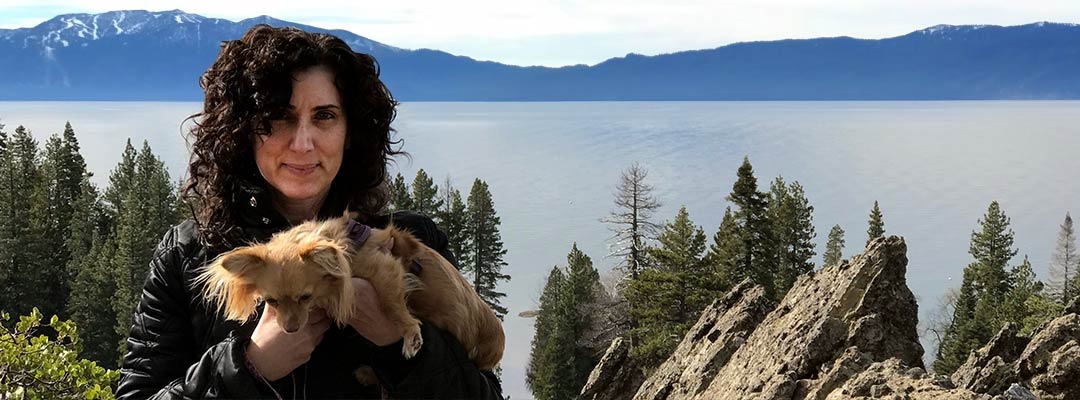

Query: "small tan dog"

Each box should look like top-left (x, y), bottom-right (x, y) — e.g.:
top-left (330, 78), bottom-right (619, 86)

top-left (196, 212), bottom-right (505, 375)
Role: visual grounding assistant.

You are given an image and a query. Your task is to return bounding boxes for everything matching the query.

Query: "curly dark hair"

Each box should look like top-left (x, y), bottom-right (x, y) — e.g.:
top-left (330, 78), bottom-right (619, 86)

top-left (183, 24), bottom-right (402, 250)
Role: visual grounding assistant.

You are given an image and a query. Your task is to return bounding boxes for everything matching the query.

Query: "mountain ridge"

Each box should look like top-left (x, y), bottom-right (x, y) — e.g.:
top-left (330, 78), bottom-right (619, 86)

top-left (1, 10), bottom-right (1078, 100)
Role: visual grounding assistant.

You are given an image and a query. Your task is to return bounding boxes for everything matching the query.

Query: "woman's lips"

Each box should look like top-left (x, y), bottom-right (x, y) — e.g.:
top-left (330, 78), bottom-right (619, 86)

top-left (284, 163), bottom-right (318, 175)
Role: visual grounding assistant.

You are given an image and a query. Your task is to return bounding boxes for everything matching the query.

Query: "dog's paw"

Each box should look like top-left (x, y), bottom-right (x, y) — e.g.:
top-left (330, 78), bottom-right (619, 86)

top-left (401, 326), bottom-right (424, 359)
top-left (354, 366), bottom-right (379, 386)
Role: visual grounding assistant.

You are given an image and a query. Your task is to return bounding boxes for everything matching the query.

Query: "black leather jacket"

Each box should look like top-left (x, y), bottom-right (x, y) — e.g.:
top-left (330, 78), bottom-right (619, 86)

top-left (115, 194), bottom-right (503, 399)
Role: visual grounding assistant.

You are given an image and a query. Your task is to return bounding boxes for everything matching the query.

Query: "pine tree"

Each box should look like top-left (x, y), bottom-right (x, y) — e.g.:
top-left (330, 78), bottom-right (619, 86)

top-left (389, 172), bottom-right (413, 212)
top-left (526, 266), bottom-right (565, 399)
top-left (867, 200), bottom-right (885, 246)
top-left (0, 126), bottom-right (45, 317)
top-left (35, 123), bottom-right (89, 319)
top-left (934, 201), bottom-right (1018, 374)
top-left (726, 157), bottom-right (776, 300)
top-left (648, 206), bottom-right (708, 272)
top-left (410, 169), bottom-right (442, 217)
top-left (1049, 212), bottom-right (1078, 305)
top-left (1002, 256), bottom-right (1061, 336)
top-left (110, 141), bottom-right (179, 362)
top-left (104, 140), bottom-right (137, 223)
top-left (768, 179), bottom-right (816, 296)
top-left (631, 206), bottom-right (726, 369)
top-left (708, 207), bottom-right (740, 287)
top-left (824, 225), bottom-right (845, 267)
top-left (435, 178), bottom-right (468, 266)
top-left (602, 162), bottom-right (661, 283)
top-left (463, 179), bottom-right (510, 319)
top-left (67, 234), bottom-right (121, 366)
top-left (934, 268), bottom-right (979, 374)
top-left (537, 244), bottom-right (601, 400)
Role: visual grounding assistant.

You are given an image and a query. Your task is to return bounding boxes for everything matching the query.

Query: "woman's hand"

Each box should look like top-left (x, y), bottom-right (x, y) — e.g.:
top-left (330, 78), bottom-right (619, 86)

top-left (245, 304), bottom-right (331, 381)
top-left (348, 277), bottom-right (404, 346)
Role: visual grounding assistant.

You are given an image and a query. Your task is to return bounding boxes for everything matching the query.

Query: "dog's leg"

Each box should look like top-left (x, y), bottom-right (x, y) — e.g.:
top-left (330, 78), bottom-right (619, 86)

top-left (368, 253), bottom-right (425, 359)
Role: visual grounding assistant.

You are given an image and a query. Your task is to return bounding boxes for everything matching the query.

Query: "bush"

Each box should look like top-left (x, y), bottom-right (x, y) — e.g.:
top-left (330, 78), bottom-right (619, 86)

top-left (0, 308), bottom-right (119, 399)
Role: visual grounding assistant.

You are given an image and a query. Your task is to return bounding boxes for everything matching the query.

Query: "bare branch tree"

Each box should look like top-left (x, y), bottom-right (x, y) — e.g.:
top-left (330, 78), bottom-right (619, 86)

top-left (1049, 212), bottom-right (1078, 305)
top-left (920, 287), bottom-right (958, 370)
top-left (601, 162), bottom-right (661, 284)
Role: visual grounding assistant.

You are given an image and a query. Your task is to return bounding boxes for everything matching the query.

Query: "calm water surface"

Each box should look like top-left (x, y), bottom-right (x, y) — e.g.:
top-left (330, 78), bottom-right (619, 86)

top-left (2, 101), bottom-right (1078, 399)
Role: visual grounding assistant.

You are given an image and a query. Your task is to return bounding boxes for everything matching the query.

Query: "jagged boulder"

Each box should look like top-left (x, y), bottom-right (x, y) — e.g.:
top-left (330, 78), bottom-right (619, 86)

top-left (632, 279), bottom-right (772, 400)
top-left (953, 312), bottom-right (1080, 400)
top-left (579, 336), bottom-right (646, 400)
top-left (698, 236), bottom-right (923, 399)
top-left (951, 322), bottom-right (1028, 394)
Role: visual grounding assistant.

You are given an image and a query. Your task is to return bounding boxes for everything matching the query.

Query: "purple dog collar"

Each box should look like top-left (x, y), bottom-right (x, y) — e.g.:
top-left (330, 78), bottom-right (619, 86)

top-left (346, 219), bottom-right (372, 246)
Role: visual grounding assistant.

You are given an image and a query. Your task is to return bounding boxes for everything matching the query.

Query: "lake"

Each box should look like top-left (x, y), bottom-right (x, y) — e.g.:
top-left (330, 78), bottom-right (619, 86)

top-left (2, 100), bottom-right (1078, 399)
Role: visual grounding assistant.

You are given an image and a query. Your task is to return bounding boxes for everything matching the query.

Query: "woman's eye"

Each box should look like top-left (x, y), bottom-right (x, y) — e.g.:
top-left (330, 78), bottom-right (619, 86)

top-left (315, 111), bottom-right (335, 120)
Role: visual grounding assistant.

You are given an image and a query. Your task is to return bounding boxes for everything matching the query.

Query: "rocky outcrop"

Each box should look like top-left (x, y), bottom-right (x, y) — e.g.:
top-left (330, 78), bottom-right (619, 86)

top-left (580, 236), bottom-right (1080, 400)
top-left (633, 280), bottom-right (772, 400)
top-left (699, 236), bottom-right (922, 399)
top-left (952, 313), bottom-right (1080, 400)
top-left (580, 336), bottom-right (646, 400)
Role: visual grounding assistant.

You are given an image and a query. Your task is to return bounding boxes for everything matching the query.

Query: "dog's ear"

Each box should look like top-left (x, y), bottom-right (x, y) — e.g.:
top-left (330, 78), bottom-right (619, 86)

top-left (378, 236), bottom-right (394, 255)
top-left (300, 241), bottom-right (349, 279)
top-left (220, 248), bottom-right (265, 278)
top-left (198, 247), bottom-right (265, 322)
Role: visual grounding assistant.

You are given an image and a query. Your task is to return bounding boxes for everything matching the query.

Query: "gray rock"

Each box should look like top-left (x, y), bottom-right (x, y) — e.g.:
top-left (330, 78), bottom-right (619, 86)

top-left (632, 279), bottom-right (771, 400)
top-left (579, 336), bottom-right (646, 400)
top-left (1001, 383), bottom-right (1037, 400)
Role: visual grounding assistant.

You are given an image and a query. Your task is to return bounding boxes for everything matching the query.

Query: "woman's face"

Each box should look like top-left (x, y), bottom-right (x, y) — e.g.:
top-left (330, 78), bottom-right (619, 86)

top-left (254, 65), bottom-right (347, 212)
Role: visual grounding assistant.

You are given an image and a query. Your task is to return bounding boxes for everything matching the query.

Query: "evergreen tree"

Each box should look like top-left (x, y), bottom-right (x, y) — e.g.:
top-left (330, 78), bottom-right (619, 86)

top-left (435, 178), bottom-right (468, 266)
top-left (768, 179), bottom-right (816, 296)
top-left (824, 225), bottom-right (845, 267)
top-left (1048, 212), bottom-right (1078, 305)
top-left (36, 123), bottom-right (89, 319)
top-left (708, 207), bottom-right (740, 287)
top-left (410, 168), bottom-right (442, 217)
top-left (602, 162), bottom-right (661, 282)
top-left (389, 172), bottom-right (413, 211)
top-left (867, 200), bottom-right (885, 246)
top-left (67, 235), bottom-right (121, 366)
top-left (109, 141), bottom-right (179, 361)
top-left (526, 266), bottom-right (565, 399)
top-left (463, 179), bottom-right (510, 319)
top-left (934, 268), bottom-right (979, 374)
top-left (0, 126), bottom-right (45, 317)
top-left (1003, 256), bottom-right (1061, 335)
top-left (542, 244), bottom-right (601, 400)
top-left (631, 206), bottom-right (726, 369)
top-left (648, 206), bottom-right (708, 273)
top-left (725, 157), bottom-right (776, 300)
top-left (103, 140), bottom-right (137, 223)
top-left (934, 201), bottom-right (1018, 374)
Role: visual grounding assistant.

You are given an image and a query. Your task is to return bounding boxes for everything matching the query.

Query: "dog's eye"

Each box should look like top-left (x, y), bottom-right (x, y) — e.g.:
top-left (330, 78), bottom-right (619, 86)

top-left (265, 298), bottom-right (278, 306)
top-left (299, 294), bottom-right (312, 302)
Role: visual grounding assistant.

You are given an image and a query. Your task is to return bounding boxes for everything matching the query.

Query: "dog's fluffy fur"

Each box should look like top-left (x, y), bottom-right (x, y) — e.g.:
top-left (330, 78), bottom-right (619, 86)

top-left (196, 213), bottom-right (505, 371)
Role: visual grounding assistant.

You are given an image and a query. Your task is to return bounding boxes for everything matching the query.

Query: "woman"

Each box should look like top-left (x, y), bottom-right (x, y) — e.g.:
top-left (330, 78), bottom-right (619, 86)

top-left (115, 24), bottom-right (503, 399)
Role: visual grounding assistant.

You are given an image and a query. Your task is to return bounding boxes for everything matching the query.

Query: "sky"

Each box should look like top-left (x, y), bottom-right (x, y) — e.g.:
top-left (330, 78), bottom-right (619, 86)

top-left (1, 0), bottom-right (1079, 67)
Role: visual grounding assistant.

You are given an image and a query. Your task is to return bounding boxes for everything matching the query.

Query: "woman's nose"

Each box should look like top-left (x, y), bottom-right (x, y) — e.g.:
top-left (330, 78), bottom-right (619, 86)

top-left (289, 121), bottom-right (315, 152)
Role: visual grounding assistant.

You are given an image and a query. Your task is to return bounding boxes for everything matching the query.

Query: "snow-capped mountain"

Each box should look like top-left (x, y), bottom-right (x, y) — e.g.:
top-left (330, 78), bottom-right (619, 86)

top-left (1, 12), bottom-right (1079, 100)
top-left (0, 10), bottom-right (393, 55)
